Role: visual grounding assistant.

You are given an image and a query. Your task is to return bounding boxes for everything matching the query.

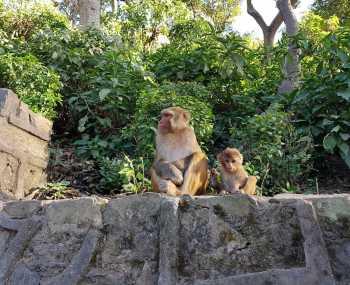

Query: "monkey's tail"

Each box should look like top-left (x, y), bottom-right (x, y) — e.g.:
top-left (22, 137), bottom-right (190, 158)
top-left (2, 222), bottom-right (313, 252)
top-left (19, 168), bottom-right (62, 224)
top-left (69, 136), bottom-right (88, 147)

top-left (242, 176), bottom-right (257, 195)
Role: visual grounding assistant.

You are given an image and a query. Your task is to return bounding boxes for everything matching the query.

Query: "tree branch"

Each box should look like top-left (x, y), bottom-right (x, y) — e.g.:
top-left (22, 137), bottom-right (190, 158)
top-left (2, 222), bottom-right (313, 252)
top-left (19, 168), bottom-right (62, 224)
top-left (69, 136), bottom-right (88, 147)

top-left (247, 0), bottom-right (268, 31)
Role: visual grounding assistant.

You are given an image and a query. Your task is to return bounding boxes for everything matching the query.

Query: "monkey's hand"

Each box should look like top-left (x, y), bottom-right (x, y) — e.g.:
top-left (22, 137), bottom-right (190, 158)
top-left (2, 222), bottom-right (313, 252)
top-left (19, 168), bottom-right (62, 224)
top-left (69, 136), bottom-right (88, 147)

top-left (210, 168), bottom-right (218, 177)
top-left (154, 161), bottom-right (184, 186)
top-left (210, 168), bottom-right (221, 193)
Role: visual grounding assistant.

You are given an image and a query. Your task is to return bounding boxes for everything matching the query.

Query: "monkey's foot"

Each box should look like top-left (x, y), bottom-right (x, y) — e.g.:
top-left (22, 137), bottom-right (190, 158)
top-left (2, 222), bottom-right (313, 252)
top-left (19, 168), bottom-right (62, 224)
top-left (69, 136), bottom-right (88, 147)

top-left (158, 180), bottom-right (180, 196)
top-left (228, 189), bottom-right (241, 195)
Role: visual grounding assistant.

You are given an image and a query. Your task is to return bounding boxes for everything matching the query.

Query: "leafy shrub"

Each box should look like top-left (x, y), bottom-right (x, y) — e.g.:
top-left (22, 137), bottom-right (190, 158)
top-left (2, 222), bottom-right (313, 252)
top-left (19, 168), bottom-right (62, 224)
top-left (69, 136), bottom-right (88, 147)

top-left (149, 21), bottom-right (247, 90)
top-left (98, 155), bottom-right (151, 193)
top-left (71, 48), bottom-right (151, 160)
top-left (0, 4), bottom-right (69, 39)
top-left (28, 26), bottom-right (150, 160)
top-left (291, 27), bottom-right (350, 168)
top-left (29, 28), bottom-right (121, 92)
top-left (231, 105), bottom-right (313, 195)
top-left (0, 53), bottom-right (62, 119)
top-left (126, 81), bottom-right (214, 157)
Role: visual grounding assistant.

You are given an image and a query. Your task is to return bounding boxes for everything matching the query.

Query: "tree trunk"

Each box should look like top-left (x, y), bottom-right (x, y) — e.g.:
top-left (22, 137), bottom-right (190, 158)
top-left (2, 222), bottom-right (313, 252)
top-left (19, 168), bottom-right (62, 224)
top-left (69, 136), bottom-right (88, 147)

top-left (276, 0), bottom-right (300, 94)
top-left (79, 0), bottom-right (101, 28)
top-left (111, 0), bottom-right (119, 14)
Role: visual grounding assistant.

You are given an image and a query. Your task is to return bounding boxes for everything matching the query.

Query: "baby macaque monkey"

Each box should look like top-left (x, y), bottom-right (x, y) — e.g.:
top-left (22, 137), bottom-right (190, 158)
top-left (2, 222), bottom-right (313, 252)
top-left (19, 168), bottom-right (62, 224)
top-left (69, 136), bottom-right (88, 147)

top-left (216, 147), bottom-right (257, 195)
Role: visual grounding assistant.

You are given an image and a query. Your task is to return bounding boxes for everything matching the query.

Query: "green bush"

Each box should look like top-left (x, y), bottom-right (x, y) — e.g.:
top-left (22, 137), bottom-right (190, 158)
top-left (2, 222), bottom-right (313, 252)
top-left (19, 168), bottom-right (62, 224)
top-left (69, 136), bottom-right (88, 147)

top-left (149, 21), bottom-right (248, 94)
top-left (125, 81), bottom-right (214, 157)
top-left (0, 53), bottom-right (62, 119)
top-left (71, 48), bottom-right (151, 160)
top-left (291, 27), bottom-right (350, 168)
top-left (231, 105), bottom-right (313, 195)
top-left (28, 27), bottom-right (149, 160)
top-left (0, 4), bottom-right (69, 39)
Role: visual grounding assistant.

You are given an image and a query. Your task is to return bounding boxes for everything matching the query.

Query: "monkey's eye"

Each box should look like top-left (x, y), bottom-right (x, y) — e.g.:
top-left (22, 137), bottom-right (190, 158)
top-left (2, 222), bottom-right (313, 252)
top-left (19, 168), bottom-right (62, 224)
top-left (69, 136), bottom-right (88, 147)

top-left (231, 160), bottom-right (236, 163)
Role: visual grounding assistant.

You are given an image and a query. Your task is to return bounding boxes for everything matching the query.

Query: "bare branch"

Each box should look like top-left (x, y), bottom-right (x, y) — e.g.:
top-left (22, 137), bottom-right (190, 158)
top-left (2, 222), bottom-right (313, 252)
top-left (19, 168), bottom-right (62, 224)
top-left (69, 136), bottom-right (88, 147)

top-left (247, 0), bottom-right (267, 31)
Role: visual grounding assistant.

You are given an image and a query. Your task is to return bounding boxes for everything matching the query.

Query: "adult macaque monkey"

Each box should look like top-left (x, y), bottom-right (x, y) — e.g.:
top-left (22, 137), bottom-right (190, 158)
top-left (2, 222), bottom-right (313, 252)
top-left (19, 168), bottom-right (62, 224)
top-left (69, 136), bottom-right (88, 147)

top-left (215, 147), bottom-right (257, 195)
top-left (150, 107), bottom-right (208, 196)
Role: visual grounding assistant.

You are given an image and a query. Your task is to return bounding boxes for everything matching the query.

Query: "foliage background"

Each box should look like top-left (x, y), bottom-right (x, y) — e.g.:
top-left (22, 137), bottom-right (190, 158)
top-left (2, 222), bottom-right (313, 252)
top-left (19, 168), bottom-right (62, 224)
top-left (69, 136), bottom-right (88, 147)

top-left (0, 0), bottom-right (349, 196)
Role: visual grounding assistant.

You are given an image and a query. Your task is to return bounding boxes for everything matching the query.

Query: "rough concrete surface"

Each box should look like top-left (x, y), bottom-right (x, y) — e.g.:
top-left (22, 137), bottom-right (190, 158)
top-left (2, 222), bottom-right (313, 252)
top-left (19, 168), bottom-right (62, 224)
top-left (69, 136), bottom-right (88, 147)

top-left (0, 89), bottom-right (52, 199)
top-left (0, 193), bottom-right (349, 285)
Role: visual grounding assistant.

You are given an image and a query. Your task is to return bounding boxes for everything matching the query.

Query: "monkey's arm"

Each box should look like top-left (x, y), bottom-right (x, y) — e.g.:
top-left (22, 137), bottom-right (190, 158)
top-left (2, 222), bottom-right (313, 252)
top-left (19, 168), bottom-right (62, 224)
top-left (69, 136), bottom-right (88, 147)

top-left (153, 160), bottom-right (183, 186)
top-left (210, 168), bottom-right (225, 194)
top-left (150, 167), bottom-right (182, 196)
top-left (180, 152), bottom-right (208, 196)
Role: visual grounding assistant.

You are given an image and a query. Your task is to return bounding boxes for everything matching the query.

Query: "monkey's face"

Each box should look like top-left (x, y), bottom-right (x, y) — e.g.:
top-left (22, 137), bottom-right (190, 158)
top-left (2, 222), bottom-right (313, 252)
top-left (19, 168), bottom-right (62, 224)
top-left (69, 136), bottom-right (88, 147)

top-left (158, 111), bottom-right (173, 132)
top-left (158, 107), bottom-right (190, 133)
top-left (218, 148), bottom-right (243, 173)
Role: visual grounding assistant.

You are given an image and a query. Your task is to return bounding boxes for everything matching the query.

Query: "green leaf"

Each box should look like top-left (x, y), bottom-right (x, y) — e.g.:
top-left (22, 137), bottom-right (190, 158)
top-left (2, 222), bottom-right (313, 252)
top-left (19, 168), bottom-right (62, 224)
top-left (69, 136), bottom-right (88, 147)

top-left (336, 89), bottom-right (350, 101)
top-left (337, 50), bottom-right (348, 63)
top-left (321, 119), bottom-right (333, 127)
top-left (338, 142), bottom-right (350, 156)
top-left (339, 149), bottom-right (350, 169)
top-left (323, 134), bottom-right (337, 152)
top-left (340, 133), bottom-right (350, 141)
top-left (331, 125), bottom-right (340, 133)
top-left (78, 115), bottom-right (88, 132)
top-left (99, 88), bottom-right (111, 101)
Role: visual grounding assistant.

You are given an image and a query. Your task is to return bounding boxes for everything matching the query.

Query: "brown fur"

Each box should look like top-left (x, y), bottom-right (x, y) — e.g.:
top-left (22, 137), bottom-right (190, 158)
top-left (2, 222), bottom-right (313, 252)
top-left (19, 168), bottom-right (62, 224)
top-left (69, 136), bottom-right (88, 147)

top-left (217, 147), bottom-right (257, 195)
top-left (151, 107), bottom-right (208, 196)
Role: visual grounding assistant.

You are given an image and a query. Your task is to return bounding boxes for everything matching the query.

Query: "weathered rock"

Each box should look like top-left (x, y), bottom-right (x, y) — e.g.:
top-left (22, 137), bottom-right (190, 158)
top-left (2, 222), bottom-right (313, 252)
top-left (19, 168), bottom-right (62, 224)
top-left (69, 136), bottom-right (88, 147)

top-left (3, 200), bottom-right (42, 219)
top-left (0, 194), bottom-right (349, 285)
top-left (0, 89), bottom-right (52, 199)
top-left (9, 263), bottom-right (40, 285)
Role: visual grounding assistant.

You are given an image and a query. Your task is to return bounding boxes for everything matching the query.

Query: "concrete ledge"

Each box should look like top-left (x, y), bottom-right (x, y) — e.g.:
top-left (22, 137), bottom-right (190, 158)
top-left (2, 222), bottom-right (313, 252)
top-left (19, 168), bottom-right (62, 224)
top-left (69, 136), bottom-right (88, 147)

top-left (0, 193), bottom-right (349, 284)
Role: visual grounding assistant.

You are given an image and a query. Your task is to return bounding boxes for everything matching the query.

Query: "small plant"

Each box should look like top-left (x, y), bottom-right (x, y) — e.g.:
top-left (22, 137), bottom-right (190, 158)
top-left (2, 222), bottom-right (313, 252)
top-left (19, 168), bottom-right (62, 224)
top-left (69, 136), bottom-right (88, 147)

top-left (28, 181), bottom-right (80, 200)
top-left (98, 155), bottom-right (151, 194)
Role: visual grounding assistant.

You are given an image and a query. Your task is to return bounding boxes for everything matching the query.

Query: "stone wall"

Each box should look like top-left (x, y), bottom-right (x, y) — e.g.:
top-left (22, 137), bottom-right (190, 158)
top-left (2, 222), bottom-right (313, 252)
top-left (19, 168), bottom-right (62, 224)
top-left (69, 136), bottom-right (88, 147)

top-left (0, 193), bottom-right (349, 285)
top-left (0, 89), bottom-right (52, 199)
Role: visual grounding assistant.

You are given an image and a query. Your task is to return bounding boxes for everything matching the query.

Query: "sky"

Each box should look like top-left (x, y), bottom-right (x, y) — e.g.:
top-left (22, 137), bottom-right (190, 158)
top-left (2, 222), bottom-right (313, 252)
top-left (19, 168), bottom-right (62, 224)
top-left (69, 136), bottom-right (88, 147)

top-left (233, 0), bottom-right (314, 40)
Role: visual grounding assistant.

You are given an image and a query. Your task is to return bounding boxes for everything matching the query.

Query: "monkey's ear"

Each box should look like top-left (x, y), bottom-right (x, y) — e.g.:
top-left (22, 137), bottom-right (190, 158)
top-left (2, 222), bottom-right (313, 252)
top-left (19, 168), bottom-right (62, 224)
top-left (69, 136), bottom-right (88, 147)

top-left (183, 110), bottom-right (191, 123)
top-left (239, 153), bottom-right (243, 163)
top-left (217, 153), bottom-right (222, 161)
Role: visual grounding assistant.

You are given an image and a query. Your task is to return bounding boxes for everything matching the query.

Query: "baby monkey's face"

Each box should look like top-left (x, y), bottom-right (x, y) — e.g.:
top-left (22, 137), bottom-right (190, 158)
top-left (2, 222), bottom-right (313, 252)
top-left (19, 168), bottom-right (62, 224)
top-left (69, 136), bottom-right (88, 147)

top-left (218, 148), bottom-right (243, 173)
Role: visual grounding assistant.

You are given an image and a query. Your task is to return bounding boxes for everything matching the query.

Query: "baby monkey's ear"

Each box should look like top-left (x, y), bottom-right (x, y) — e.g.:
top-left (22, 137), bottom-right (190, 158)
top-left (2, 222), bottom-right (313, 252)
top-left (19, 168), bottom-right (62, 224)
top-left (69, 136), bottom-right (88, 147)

top-left (217, 152), bottom-right (223, 161)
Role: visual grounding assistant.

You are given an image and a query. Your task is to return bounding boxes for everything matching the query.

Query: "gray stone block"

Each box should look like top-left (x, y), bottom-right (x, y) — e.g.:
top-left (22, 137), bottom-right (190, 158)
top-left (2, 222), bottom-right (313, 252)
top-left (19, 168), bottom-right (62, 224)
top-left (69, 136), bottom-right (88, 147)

top-left (0, 194), bottom-right (349, 285)
top-left (0, 89), bottom-right (52, 199)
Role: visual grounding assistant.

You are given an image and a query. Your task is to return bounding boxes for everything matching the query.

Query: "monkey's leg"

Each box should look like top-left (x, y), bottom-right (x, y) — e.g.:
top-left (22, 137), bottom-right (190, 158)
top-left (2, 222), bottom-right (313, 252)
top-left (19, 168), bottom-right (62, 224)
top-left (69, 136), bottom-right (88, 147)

top-left (151, 167), bottom-right (182, 196)
top-left (242, 176), bottom-right (257, 195)
top-left (153, 160), bottom-right (183, 186)
top-left (180, 152), bottom-right (208, 196)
